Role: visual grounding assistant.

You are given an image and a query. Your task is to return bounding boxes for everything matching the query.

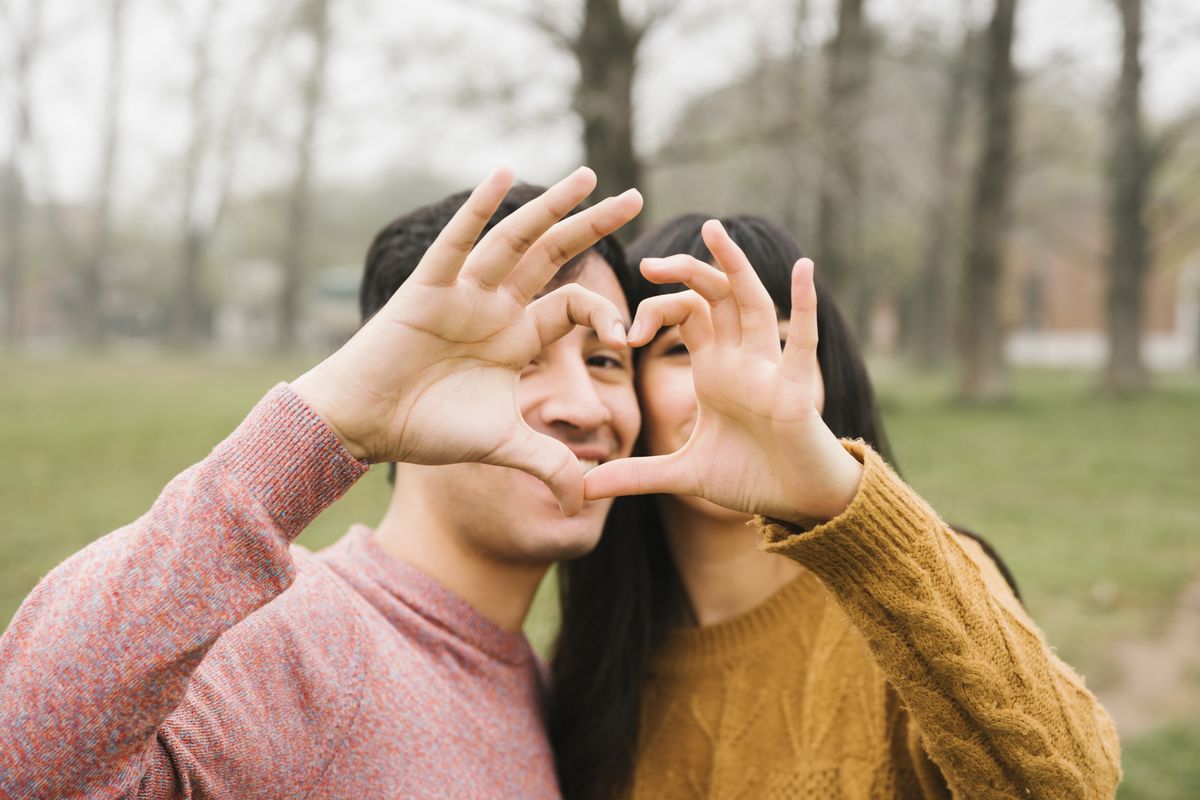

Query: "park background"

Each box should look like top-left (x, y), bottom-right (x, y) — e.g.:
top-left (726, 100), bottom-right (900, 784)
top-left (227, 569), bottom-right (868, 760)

top-left (1, 0), bottom-right (1198, 796)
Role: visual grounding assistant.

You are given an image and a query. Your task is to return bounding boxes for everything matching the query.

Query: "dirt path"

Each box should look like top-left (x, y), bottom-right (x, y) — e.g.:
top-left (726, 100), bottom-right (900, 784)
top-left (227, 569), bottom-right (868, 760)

top-left (1097, 573), bottom-right (1200, 737)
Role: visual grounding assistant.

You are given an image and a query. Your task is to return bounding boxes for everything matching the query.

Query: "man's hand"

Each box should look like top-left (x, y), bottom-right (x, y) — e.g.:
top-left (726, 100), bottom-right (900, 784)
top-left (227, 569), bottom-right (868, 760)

top-left (583, 220), bottom-right (863, 527)
top-left (292, 167), bottom-right (643, 515)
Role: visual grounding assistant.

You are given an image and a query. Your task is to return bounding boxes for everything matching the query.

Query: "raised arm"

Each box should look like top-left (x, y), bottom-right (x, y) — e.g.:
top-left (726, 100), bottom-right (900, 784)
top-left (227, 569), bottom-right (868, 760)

top-left (0, 168), bottom-right (642, 799)
top-left (585, 220), bottom-right (1121, 799)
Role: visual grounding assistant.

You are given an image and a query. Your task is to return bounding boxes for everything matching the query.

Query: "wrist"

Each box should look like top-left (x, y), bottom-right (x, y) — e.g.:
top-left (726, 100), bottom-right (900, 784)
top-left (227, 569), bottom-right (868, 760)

top-left (289, 368), bottom-right (372, 462)
top-left (774, 438), bottom-right (865, 528)
top-left (820, 443), bottom-right (865, 522)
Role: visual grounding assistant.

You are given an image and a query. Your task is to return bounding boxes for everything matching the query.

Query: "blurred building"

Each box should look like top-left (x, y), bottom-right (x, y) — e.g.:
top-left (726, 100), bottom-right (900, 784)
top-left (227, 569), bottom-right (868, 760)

top-left (1005, 236), bottom-right (1200, 370)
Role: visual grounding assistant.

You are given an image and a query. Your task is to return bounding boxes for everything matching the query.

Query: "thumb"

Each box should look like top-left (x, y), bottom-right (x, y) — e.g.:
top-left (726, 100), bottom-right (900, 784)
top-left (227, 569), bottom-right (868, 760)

top-left (484, 423), bottom-right (586, 516)
top-left (583, 454), bottom-right (689, 501)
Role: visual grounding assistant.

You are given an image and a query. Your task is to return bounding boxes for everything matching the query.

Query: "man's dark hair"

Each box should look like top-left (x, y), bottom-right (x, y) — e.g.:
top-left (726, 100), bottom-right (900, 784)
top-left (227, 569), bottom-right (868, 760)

top-left (360, 182), bottom-right (629, 322)
top-left (359, 182), bottom-right (632, 484)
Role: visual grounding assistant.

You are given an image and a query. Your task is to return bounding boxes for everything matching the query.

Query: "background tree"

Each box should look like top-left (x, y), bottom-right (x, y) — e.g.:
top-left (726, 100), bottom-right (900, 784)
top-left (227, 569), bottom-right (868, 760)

top-left (169, 0), bottom-right (224, 349)
top-left (959, 0), bottom-right (1019, 401)
top-left (76, 0), bottom-right (127, 348)
top-left (1, 0), bottom-right (42, 348)
top-left (168, 0), bottom-right (281, 348)
top-left (277, 0), bottom-right (332, 352)
top-left (520, 0), bottom-right (679, 238)
top-left (1103, 0), bottom-right (1150, 393)
top-left (571, 0), bottom-right (641, 231)
top-left (816, 0), bottom-right (872, 338)
top-left (907, 10), bottom-right (976, 370)
top-left (780, 0), bottom-right (814, 236)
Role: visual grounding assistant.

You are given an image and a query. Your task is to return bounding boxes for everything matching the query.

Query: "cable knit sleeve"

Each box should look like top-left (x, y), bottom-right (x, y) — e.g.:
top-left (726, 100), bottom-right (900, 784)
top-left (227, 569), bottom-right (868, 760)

top-left (0, 384), bottom-right (369, 800)
top-left (756, 440), bottom-right (1122, 800)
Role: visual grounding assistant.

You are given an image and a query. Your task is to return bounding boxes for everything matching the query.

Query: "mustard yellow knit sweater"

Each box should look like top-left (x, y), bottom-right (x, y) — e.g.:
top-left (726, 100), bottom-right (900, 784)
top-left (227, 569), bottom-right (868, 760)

top-left (629, 442), bottom-right (1122, 799)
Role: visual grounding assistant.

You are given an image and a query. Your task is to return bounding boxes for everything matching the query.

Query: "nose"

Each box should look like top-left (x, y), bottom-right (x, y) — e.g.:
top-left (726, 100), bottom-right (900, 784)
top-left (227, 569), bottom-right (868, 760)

top-left (535, 358), bottom-right (612, 435)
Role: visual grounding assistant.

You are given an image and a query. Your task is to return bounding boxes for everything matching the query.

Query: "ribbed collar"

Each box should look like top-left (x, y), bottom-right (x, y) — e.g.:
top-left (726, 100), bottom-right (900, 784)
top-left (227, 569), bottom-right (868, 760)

top-left (651, 569), bottom-right (828, 674)
top-left (330, 525), bottom-right (535, 666)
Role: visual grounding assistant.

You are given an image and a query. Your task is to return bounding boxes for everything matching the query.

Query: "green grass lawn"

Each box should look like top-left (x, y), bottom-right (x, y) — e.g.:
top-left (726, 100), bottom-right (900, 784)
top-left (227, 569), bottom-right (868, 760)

top-left (2, 353), bottom-right (1197, 797)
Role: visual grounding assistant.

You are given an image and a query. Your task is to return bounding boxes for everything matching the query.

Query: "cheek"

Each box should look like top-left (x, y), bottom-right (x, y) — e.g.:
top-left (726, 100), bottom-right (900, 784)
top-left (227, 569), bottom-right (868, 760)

top-left (606, 383), bottom-right (641, 457)
top-left (637, 363), bottom-right (696, 453)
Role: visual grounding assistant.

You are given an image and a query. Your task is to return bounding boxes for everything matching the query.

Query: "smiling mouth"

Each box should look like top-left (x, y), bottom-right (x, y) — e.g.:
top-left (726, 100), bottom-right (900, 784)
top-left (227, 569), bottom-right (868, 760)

top-left (577, 458), bottom-right (601, 473)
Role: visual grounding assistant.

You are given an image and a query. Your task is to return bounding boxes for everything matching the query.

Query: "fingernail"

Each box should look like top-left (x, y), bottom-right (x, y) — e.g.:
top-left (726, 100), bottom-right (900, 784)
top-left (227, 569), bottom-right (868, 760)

top-left (627, 320), bottom-right (643, 341)
top-left (611, 321), bottom-right (626, 343)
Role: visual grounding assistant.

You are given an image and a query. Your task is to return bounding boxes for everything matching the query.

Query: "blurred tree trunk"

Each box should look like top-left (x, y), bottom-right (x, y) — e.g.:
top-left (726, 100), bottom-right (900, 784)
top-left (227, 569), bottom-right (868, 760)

top-left (170, 1), bottom-right (223, 349)
top-left (1102, 0), bottom-right (1150, 392)
top-left (959, 0), bottom-right (1018, 402)
top-left (909, 22), bottom-right (974, 370)
top-left (780, 0), bottom-right (813, 236)
top-left (277, 0), bottom-right (332, 352)
top-left (570, 0), bottom-right (643, 236)
top-left (2, 0), bottom-right (42, 349)
top-left (78, 0), bottom-right (127, 349)
top-left (817, 0), bottom-right (872, 340)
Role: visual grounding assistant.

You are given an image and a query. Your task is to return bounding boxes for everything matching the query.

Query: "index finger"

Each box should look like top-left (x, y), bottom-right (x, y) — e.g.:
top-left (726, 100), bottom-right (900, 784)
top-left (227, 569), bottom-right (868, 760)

top-left (460, 167), bottom-right (599, 289)
top-left (409, 167), bottom-right (514, 286)
top-left (701, 220), bottom-right (781, 352)
top-left (506, 187), bottom-right (643, 302)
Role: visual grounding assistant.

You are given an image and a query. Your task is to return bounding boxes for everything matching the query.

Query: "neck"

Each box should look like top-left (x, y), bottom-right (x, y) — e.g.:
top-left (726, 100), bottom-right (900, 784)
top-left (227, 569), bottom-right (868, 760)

top-left (373, 473), bottom-right (546, 632)
top-left (659, 496), bottom-right (803, 628)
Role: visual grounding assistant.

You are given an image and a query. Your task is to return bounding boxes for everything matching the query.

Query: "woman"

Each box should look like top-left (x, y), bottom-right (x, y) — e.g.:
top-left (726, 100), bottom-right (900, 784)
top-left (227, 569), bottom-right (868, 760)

top-left (550, 215), bottom-right (1121, 799)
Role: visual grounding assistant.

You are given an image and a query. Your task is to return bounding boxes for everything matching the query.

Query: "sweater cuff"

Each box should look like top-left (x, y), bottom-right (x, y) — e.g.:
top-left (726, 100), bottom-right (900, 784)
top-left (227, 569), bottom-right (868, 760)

top-left (210, 383), bottom-right (370, 541)
top-left (757, 440), bottom-right (950, 591)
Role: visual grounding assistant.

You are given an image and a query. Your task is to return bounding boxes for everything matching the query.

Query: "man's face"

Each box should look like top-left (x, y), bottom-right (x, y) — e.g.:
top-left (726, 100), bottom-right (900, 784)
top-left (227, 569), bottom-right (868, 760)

top-left (411, 254), bottom-right (640, 565)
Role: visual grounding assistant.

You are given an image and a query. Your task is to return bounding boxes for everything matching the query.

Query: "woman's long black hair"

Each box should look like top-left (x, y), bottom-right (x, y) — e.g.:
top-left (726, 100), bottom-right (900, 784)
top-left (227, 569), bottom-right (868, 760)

top-left (547, 214), bottom-right (1016, 800)
top-left (547, 214), bottom-right (894, 800)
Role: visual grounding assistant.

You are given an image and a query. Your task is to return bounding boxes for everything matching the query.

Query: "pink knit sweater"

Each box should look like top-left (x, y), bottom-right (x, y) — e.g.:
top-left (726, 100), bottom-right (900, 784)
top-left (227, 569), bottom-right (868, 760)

top-left (0, 385), bottom-right (560, 799)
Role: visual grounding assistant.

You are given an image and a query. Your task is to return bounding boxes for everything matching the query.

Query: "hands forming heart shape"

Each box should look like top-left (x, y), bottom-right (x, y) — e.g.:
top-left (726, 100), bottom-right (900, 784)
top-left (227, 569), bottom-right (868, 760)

top-left (293, 169), bottom-right (862, 526)
top-left (583, 219), bottom-right (864, 527)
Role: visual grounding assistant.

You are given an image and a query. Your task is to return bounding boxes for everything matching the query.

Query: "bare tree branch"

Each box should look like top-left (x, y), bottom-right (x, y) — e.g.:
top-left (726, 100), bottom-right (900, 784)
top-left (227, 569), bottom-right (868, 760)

top-left (1148, 107), bottom-right (1200, 170)
top-left (638, 0), bottom-right (682, 38)
top-left (446, 0), bottom-right (575, 50)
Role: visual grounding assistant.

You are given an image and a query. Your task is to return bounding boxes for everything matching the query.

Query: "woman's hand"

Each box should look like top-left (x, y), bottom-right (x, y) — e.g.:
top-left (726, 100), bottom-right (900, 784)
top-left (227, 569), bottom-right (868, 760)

top-left (292, 167), bottom-right (643, 516)
top-left (583, 219), bottom-right (863, 527)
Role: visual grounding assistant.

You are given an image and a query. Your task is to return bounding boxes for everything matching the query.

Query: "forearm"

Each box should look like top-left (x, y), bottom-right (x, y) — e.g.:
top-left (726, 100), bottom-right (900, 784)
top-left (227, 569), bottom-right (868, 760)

top-left (758, 441), bottom-right (1121, 800)
top-left (0, 385), bottom-right (367, 799)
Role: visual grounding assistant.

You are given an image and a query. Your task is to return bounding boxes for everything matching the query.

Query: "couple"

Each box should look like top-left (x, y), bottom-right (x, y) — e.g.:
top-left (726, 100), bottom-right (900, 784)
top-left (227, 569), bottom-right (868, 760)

top-left (0, 168), bottom-right (1120, 799)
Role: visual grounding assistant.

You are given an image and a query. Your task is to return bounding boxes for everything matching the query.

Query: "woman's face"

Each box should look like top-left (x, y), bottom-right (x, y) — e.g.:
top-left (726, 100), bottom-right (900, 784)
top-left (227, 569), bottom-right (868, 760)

top-left (635, 307), bottom-right (826, 521)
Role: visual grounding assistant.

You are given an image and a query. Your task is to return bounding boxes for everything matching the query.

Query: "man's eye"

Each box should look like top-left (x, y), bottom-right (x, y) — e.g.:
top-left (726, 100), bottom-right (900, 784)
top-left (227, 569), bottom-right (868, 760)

top-left (587, 354), bottom-right (625, 369)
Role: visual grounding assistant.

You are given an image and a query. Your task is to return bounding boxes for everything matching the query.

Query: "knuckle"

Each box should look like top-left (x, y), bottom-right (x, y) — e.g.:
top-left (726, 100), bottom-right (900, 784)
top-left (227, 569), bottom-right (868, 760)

top-left (547, 241), bottom-right (573, 267)
top-left (538, 192), bottom-right (575, 221)
top-left (499, 227), bottom-right (536, 257)
top-left (443, 233), bottom-right (475, 255)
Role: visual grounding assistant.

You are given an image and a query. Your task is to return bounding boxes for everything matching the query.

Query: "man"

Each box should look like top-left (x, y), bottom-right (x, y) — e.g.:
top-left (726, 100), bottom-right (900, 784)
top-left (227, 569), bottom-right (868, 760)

top-left (0, 167), bottom-right (643, 799)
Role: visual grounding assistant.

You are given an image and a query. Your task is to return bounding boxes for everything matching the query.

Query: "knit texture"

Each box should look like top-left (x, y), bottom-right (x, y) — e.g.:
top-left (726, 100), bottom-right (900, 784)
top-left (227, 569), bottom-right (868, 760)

top-left (629, 441), bottom-right (1121, 800)
top-left (0, 384), bottom-right (560, 799)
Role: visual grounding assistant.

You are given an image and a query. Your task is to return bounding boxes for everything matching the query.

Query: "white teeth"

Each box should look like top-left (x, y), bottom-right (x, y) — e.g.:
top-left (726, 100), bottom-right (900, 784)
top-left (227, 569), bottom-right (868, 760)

top-left (577, 458), bottom-right (600, 473)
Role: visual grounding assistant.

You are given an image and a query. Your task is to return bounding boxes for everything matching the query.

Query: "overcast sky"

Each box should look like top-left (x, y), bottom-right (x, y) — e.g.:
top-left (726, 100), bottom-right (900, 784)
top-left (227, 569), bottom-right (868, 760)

top-left (3, 0), bottom-right (1198, 215)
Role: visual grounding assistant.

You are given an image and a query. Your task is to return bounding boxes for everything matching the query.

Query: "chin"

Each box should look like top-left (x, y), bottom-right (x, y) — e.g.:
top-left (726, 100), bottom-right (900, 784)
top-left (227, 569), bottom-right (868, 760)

top-left (514, 496), bottom-right (613, 564)
top-left (451, 462), bottom-right (619, 568)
